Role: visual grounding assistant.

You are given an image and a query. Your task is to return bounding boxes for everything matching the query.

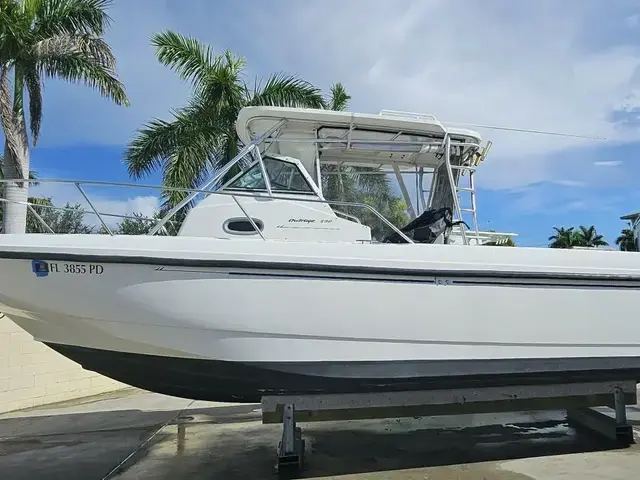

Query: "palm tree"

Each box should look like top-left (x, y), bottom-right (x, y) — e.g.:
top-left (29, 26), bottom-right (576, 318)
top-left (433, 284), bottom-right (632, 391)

top-left (320, 82), bottom-right (408, 237)
top-left (549, 225), bottom-right (608, 249)
top-left (548, 226), bottom-right (579, 248)
top-left (575, 225), bottom-right (608, 247)
top-left (1, 152), bottom-right (43, 231)
top-left (616, 224), bottom-right (637, 251)
top-left (123, 30), bottom-right (326, 208)
top-left (0, 152), bottom-right (37, 188)
top-left (0, 0), bottom-right (129, 234)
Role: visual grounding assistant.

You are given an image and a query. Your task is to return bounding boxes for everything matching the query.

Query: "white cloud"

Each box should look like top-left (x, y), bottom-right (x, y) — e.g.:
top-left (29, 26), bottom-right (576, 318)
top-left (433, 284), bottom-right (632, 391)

top-left (552, 180), bottom-right (588, 187)
top-left (30, 0), bottom-right (640, 191)
top-left (259, 0), bottom-right (640, 190)
top-left (593, 160), bottom-right (623, 167)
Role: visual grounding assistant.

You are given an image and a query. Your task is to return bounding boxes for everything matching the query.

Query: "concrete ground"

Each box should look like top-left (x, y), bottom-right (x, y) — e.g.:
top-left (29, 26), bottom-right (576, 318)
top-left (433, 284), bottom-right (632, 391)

top-left (0, 388), bottom-right (639, 479)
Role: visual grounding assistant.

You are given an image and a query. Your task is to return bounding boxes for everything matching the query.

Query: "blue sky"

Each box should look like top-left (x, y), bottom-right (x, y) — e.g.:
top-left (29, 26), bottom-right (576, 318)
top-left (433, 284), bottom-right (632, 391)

top-left (12, 0), bottom-right (640, 246)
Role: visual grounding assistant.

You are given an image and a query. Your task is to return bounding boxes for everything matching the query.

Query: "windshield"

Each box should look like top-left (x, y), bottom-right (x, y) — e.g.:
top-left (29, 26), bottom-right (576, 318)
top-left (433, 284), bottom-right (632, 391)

top-left (227, 157), bottom-right (314, 194)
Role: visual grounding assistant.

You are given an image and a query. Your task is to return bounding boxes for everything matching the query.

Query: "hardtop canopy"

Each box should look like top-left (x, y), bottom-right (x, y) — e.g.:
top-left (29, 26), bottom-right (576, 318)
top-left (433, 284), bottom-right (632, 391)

top-left (235, 106), bottom-right (483, 175)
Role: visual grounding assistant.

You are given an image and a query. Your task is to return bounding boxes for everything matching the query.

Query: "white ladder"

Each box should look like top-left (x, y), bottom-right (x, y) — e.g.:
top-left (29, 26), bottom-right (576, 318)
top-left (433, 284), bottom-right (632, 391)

top-left (450, 164), bottom-right (480, 244)
top-left (449, 141), bottom-right (492, 245)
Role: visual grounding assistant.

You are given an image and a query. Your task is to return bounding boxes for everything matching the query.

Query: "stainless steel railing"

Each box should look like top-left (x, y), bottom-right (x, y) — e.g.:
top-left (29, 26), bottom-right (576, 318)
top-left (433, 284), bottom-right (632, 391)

top-left (0, 177), bottom-right (414, 243)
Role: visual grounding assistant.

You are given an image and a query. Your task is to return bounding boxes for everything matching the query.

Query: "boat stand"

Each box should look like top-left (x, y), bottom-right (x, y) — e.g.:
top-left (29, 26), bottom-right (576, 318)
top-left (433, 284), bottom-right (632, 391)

top-left (274, 403), bottom-right (305, 474)
top-left (566, 387), bottom-right (635, 445)
top-left (262, 380), bottom-right (637, 475)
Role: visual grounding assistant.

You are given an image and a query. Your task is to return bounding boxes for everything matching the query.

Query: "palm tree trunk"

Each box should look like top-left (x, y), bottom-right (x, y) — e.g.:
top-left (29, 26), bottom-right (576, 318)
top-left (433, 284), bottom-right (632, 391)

top-left (2, 138), bottom-right (29, 234)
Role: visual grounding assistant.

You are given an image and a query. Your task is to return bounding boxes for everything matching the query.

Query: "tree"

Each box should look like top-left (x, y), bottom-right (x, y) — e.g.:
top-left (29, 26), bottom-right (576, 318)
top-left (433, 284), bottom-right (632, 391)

top-left (548, 225), bottom-right (608, 249)
top-left (106, 211), bottom-right (181, 235)
top-left (358, 196), bottom-right (409, 241)
top-left (616, 223), bottom-right (638, 252)
top-left (3, 196), bottom-right (94, 233)
top-left (29, 199), bottom-right (94, 233)
top-left (123, 30), bottom-right (326, 209)
top-left (548, 226), bottom-right (579, 248)
top-left (575, 225), bottom-right (608, 247)
top-left (0, 0), bottom-right (129, 234)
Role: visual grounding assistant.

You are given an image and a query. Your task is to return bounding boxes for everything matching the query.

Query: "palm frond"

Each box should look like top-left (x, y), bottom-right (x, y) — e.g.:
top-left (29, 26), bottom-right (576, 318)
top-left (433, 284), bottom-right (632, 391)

top-left (196, 50), bottom-right (246, 117)
top-left (248, 72), bottom-right (326, 108)
top-left (328, 82), bottom-right (350, 111)
top-left (23, 64), bottom-right (43, 144)
top-left (19, 0), bottom-right (40, 20)
top-left (0, 1), bottom-right (24, 63)
top-left (0, 0), bottom-right (16, 28)
top-left (152, 30), bottom-right (225, 89)
top-left (33, 33), bottom-right (116, 66)
top-left (35, 34), bottom-right (128, 105)
top-left (123, 96), bottom-right (226, 180)
top-left (32, 0), bottom-right (113, 37)
top-left (161, 140), bottom-right (216, 208)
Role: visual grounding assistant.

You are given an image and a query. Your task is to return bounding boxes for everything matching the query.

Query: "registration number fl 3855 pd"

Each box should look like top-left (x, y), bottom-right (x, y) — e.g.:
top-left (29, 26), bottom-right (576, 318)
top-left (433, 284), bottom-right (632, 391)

top-left (34, 261), bottom-right (104, 276)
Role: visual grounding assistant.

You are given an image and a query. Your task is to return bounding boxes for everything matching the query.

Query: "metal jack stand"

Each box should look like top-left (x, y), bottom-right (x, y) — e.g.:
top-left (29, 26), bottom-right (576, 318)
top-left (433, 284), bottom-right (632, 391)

top-left (613, 387), bottom-right (632, 439)
top-left (567, 386), bottom-right (635, 446)
top-left (275, 404), bottom-right (305, 474)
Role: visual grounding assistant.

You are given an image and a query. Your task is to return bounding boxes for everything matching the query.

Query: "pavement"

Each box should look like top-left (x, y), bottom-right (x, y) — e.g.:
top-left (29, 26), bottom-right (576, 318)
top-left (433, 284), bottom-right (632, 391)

top-left (0, 387), bottom-right (639, 479)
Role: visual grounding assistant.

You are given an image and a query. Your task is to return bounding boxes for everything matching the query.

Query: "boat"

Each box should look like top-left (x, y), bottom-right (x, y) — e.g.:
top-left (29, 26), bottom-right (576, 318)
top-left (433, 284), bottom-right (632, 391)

top-left (0, 107), bottom-right (639, 403)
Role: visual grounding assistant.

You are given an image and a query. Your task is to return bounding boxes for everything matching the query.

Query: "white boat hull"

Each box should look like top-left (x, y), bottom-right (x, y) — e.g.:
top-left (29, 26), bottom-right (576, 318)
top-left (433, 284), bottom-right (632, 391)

top-left (1, 234), bottom-right (640, 402)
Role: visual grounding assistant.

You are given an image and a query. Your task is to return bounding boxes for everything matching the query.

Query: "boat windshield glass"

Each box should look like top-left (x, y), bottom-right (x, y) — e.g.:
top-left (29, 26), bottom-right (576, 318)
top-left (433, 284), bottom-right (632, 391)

top-left (227, 157), bottom-right (314, 194)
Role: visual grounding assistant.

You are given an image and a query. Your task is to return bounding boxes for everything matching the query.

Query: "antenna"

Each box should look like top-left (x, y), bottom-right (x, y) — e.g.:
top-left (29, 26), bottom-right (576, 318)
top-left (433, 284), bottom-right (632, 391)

top-left (440, 121), bottom-right (606, 140)
top-left (377, 109), bottom-right (606, 140)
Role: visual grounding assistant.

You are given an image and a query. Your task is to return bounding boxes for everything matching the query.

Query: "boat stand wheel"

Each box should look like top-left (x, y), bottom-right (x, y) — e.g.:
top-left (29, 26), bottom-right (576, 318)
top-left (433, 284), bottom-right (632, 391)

top-left (275, 404), bottom-right (305, 475)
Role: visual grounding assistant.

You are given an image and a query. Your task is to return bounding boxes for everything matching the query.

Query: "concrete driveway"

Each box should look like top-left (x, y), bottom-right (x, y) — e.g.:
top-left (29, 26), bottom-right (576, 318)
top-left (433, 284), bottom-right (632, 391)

top-left (0, 388), bottom-right (639, 479)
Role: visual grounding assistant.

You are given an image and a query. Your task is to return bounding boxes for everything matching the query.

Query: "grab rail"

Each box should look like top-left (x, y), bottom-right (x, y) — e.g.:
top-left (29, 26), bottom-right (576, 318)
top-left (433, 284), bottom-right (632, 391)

top-left (378, 109), bottom-right (438, 122)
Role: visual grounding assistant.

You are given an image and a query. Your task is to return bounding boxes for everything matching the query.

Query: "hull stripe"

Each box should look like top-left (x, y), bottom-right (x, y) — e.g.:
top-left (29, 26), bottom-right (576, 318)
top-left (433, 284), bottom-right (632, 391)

top-left (2, 250), bottom-right (640, 286)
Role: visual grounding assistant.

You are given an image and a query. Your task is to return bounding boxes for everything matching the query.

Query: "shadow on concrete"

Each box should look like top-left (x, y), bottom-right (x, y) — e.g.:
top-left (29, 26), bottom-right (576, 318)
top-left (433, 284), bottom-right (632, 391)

top-left (0, 404), bottom-right (635, 480)
top-left (299, 419), bottom-right (626, 478)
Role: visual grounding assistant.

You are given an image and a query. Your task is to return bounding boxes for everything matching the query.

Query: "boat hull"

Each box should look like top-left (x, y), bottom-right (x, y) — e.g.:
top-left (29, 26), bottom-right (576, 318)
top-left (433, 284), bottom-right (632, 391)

top-left (44, 343), bottom-right (640, 403)
top-left (1, 235), bottom-right (640, 402)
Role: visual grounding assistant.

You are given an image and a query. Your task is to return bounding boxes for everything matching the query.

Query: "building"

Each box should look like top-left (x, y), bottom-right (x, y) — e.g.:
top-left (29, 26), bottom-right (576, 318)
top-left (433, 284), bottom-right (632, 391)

top-left (0, 314), bottom-right (126, 413)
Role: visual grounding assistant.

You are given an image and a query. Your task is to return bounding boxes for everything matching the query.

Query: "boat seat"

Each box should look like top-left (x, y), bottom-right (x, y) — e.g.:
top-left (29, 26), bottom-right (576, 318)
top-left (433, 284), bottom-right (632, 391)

top-left (383, 207), bottom-right (468, 244)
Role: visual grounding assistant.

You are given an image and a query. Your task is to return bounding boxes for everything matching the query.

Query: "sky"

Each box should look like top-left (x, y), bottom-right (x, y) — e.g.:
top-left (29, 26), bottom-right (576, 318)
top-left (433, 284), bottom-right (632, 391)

top-left (10, 0), bottom-right (640, 246)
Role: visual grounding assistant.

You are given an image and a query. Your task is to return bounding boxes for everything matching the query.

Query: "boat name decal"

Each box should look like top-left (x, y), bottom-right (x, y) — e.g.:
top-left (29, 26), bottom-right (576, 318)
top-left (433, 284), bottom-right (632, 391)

top-left (288, 218), bottom-right (316, 223)
top-left (31, 260), bottom-right (104, 277)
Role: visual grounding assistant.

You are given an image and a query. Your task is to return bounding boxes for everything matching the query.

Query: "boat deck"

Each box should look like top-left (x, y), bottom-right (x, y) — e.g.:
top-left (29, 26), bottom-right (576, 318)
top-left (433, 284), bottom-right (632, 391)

top-left (1, 387), bottom-right (639, 479)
